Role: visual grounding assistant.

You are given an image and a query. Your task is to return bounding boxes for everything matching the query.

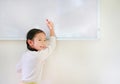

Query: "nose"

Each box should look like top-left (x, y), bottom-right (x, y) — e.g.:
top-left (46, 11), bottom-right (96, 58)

top-left (41, 41), bottom-right (46, 46)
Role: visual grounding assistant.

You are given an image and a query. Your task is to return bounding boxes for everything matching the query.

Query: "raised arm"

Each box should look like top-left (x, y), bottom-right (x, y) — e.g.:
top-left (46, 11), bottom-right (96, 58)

top-left (38, 19), bottom-right (56, 61)
top-left (46, 19), bottom-right (55, 36)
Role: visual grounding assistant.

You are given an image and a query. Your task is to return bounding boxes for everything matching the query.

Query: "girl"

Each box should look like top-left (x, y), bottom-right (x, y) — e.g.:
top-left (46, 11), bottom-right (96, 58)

top-left (16, 19), bottom-right (56, 84)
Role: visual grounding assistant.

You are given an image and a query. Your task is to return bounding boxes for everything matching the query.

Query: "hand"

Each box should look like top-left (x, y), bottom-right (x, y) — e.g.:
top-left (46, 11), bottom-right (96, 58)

top-left (46, 19), bottom-right (54, 30)
top-left (46, 19), bottom-right (55, 36)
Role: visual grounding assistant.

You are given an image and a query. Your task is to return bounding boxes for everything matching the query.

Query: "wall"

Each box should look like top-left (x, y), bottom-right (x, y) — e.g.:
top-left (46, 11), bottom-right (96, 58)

top-left (0, 0), bottom-right (120, 84)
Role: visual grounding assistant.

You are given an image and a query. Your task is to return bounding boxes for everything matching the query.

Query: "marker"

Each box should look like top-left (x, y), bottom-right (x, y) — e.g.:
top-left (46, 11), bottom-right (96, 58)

top-left (46, 19), bottom-right (49, 23)
top-left (46, 19), bottom-right (48, 21)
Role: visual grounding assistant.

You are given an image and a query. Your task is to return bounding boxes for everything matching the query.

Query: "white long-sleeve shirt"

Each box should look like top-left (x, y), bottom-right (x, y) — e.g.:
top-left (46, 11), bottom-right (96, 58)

top-left (16, 36), bottom-right (56, 83)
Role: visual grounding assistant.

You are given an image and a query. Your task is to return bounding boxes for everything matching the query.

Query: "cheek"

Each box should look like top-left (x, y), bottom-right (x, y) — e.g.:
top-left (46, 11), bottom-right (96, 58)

top-left (36, 42), bottom-right (44, 47)
top-left (33, 41), bottom-right (39, 46)
top-left (35, 41), bottom-right (41, 46)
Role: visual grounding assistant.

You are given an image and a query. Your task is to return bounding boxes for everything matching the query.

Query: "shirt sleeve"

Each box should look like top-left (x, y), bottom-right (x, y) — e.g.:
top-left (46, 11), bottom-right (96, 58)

top-left (38, 36), bottom-right (56, 61)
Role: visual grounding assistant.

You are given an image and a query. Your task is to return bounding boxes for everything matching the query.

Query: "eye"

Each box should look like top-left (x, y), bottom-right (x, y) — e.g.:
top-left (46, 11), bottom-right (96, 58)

top-left (44, 39), bottom-right (47, 41)
top-left (38, 39), bottom-right (41, 41)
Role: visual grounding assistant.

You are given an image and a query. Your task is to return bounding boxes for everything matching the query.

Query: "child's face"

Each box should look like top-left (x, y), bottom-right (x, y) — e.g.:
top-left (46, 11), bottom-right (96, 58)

top-left (30, 33), bottom-right (47, 51)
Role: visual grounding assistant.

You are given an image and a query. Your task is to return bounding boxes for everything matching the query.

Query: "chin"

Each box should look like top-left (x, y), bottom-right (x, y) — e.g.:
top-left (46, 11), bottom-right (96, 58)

top-left (38, 48), bottom-right (43, 51)
top-left (38, 49), bottom-right (43, 51)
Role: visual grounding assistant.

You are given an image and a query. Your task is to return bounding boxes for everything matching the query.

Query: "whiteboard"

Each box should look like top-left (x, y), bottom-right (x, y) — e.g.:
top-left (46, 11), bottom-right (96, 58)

top-left (0, 0), bottom-right (99, 40)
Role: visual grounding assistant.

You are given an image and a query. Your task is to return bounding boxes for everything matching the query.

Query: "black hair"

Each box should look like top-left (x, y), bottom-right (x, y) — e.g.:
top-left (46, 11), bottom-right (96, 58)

top-left (26, 28), bottom-right (45, 51)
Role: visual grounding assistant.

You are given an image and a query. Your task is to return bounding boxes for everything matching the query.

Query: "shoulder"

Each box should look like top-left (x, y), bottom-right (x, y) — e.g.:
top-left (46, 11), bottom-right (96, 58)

top-left (22, 51), bottom-right (38, 60)
top-left (23, 50), bottom-right (38, 55)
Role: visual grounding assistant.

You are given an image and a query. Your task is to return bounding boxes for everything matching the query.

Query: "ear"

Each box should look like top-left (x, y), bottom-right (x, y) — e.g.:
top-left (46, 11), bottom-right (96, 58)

top-left (27, 39), bottom-right (34, 47)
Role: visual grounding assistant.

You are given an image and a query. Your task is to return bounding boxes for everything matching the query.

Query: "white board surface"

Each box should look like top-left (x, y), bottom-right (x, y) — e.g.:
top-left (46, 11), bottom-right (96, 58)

top-left (0, 0), bottom-right (99, 40)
